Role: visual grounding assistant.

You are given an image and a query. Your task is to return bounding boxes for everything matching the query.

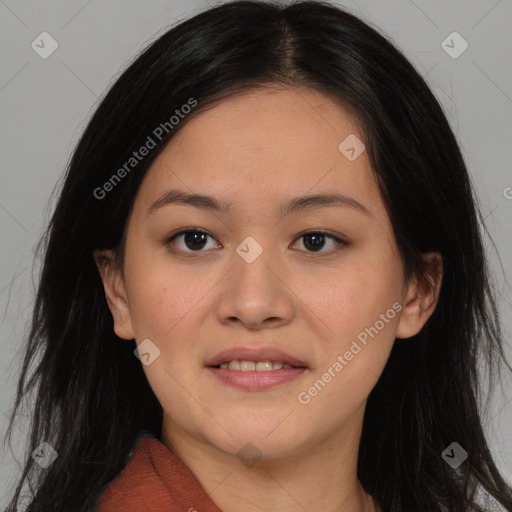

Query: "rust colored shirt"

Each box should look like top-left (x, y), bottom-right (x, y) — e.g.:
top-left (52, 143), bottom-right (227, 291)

top-left (94, 435), bottom-right (223, 512)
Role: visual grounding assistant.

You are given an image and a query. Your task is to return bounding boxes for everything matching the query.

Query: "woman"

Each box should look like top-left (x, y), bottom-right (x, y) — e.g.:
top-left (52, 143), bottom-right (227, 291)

top-left (5, 1), bottom-right (512, 511)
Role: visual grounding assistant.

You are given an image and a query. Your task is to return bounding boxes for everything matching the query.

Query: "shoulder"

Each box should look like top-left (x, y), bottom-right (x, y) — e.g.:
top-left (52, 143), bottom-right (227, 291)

top-left (93, 433), bottom-right (222, 512)
top-left (93, 434), bottom-right (173, 511)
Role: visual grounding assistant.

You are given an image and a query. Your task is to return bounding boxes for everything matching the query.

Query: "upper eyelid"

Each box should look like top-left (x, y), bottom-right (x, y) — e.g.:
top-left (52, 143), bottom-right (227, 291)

top-left (168, 228), bottom-right (344, 241)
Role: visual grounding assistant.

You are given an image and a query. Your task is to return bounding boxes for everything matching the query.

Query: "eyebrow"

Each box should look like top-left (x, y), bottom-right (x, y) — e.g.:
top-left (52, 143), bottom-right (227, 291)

top-left (148, 189), bottom-right (371, 217)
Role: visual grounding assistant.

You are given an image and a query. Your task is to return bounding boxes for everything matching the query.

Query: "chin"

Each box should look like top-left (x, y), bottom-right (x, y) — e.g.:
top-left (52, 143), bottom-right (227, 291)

top-left (203, 422), bottom-right (308, 461)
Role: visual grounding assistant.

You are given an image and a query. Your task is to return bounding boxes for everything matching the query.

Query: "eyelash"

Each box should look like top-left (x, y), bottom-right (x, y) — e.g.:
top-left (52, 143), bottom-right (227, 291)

top-left (165, 228), bottom-right (348, 256)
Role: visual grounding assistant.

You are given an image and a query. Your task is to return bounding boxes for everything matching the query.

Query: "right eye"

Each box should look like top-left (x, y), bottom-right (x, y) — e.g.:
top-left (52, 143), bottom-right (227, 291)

top-left (166, 229), bottom-right (221, 254)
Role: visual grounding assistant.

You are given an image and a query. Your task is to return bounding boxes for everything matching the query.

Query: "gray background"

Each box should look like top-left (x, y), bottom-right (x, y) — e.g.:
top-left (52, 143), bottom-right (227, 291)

top-left (1, 0), bottom-right (511, 506)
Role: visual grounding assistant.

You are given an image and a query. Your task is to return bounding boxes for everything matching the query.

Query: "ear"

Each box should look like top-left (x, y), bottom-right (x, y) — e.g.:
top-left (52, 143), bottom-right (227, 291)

top-left (395, 252), bottom-right (443, 339)
top-left (93, 249), bottom-right (135, 340)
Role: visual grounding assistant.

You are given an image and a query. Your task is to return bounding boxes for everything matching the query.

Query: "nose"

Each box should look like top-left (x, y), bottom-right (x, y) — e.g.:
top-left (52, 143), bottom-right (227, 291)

top-left (216, 241), bottom-right (295, 330)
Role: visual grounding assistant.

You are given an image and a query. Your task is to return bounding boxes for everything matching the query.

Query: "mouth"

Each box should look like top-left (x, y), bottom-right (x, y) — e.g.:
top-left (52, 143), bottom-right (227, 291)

top-left (205, 346), bottom-right (308, 369)
top-left (208, 360), bottom-right (305, 370)
top-left (205, 347), bottom-right (308, 391)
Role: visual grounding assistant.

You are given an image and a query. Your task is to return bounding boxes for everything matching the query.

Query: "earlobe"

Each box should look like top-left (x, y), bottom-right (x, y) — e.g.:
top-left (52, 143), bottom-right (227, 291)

top-left (93, 249), bottom-right (135, 340)
top-left (395, 252), bottom-right (443, 340)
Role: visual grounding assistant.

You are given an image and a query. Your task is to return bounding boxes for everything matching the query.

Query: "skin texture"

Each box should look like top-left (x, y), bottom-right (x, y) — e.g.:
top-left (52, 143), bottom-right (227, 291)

top-left (95, 85), bottom-right (442, 512)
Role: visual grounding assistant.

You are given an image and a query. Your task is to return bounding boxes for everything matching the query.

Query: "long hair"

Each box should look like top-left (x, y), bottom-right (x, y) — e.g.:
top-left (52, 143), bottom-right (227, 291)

top-left (4, 1), bottom-right (512, 510)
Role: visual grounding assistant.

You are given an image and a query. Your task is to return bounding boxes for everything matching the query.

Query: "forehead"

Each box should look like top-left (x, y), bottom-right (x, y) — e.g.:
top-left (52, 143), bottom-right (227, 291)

top-left (168, 86), bottom-right (364, 162)
top-left (134, 86), bottom-right (382, 218)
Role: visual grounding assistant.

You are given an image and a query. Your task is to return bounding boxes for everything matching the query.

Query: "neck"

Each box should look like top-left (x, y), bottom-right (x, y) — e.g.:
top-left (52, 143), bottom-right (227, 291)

top-left (161, 408), bottom-right (380, 512)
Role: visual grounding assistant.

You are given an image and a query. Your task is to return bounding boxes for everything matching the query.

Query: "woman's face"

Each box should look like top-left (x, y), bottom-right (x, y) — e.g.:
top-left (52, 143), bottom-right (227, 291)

top-left (98, 86), bottom-right (439, 460)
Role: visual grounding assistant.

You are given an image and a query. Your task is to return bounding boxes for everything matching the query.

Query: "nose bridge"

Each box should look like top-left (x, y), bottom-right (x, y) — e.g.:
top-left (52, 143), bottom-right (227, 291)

top-left (216, 232), bottom-right (294, 328)
top-left (232, 232), bottom-right (280, 302)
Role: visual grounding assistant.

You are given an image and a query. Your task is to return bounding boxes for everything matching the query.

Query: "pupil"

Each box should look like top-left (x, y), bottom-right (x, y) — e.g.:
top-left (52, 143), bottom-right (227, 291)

top-left (304, 233), bottom-right (325, 251)
top-left (185, 231), bottom-right (207, 250)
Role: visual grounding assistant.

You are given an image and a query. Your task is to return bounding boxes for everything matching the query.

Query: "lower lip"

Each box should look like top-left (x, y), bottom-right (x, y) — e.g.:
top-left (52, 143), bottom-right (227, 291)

top-left (206, 367), bottom-right (307, 391)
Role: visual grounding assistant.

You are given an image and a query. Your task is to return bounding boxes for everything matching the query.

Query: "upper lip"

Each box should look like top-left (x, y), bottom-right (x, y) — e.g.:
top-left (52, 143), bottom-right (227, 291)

top-left (205, 347), bottom-right (308, 368)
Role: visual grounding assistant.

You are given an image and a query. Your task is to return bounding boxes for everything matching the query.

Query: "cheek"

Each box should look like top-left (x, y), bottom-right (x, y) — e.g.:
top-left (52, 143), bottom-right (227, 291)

top-left (299, 253), bottom-right (403, 342)
top-left (128, 276), bottom-right (176, 338)
top-left (295, 249), bottom-right (403, 410)
top-left (122, 240), bottom-right (197, 333)
top-left (297, 272), bottom-right (399, 426)
top-left (123, 251), bottom-right (219, 360)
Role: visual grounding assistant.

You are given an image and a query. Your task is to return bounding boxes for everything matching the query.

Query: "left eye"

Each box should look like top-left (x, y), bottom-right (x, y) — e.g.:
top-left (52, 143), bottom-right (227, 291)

top-left (292, 231), bottom-right (347, 253)
top-left (166, 229), bottom-right (346, 254)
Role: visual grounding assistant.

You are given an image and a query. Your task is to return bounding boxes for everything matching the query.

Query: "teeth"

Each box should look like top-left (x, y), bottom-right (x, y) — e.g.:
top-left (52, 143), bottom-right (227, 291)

top-left (218, 360), bottom-right (296, 371)
top-left (256, 361), bottom-right (272, 371)
top-left (227, 360), bottom-right (240, 370)
top-left (241, 361), bottom-right (256, 371)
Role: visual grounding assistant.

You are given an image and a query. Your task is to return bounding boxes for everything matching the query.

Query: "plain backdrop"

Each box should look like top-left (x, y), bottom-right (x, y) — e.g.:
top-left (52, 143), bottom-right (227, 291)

top-left (1, 0), bottom-right (511, 507)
